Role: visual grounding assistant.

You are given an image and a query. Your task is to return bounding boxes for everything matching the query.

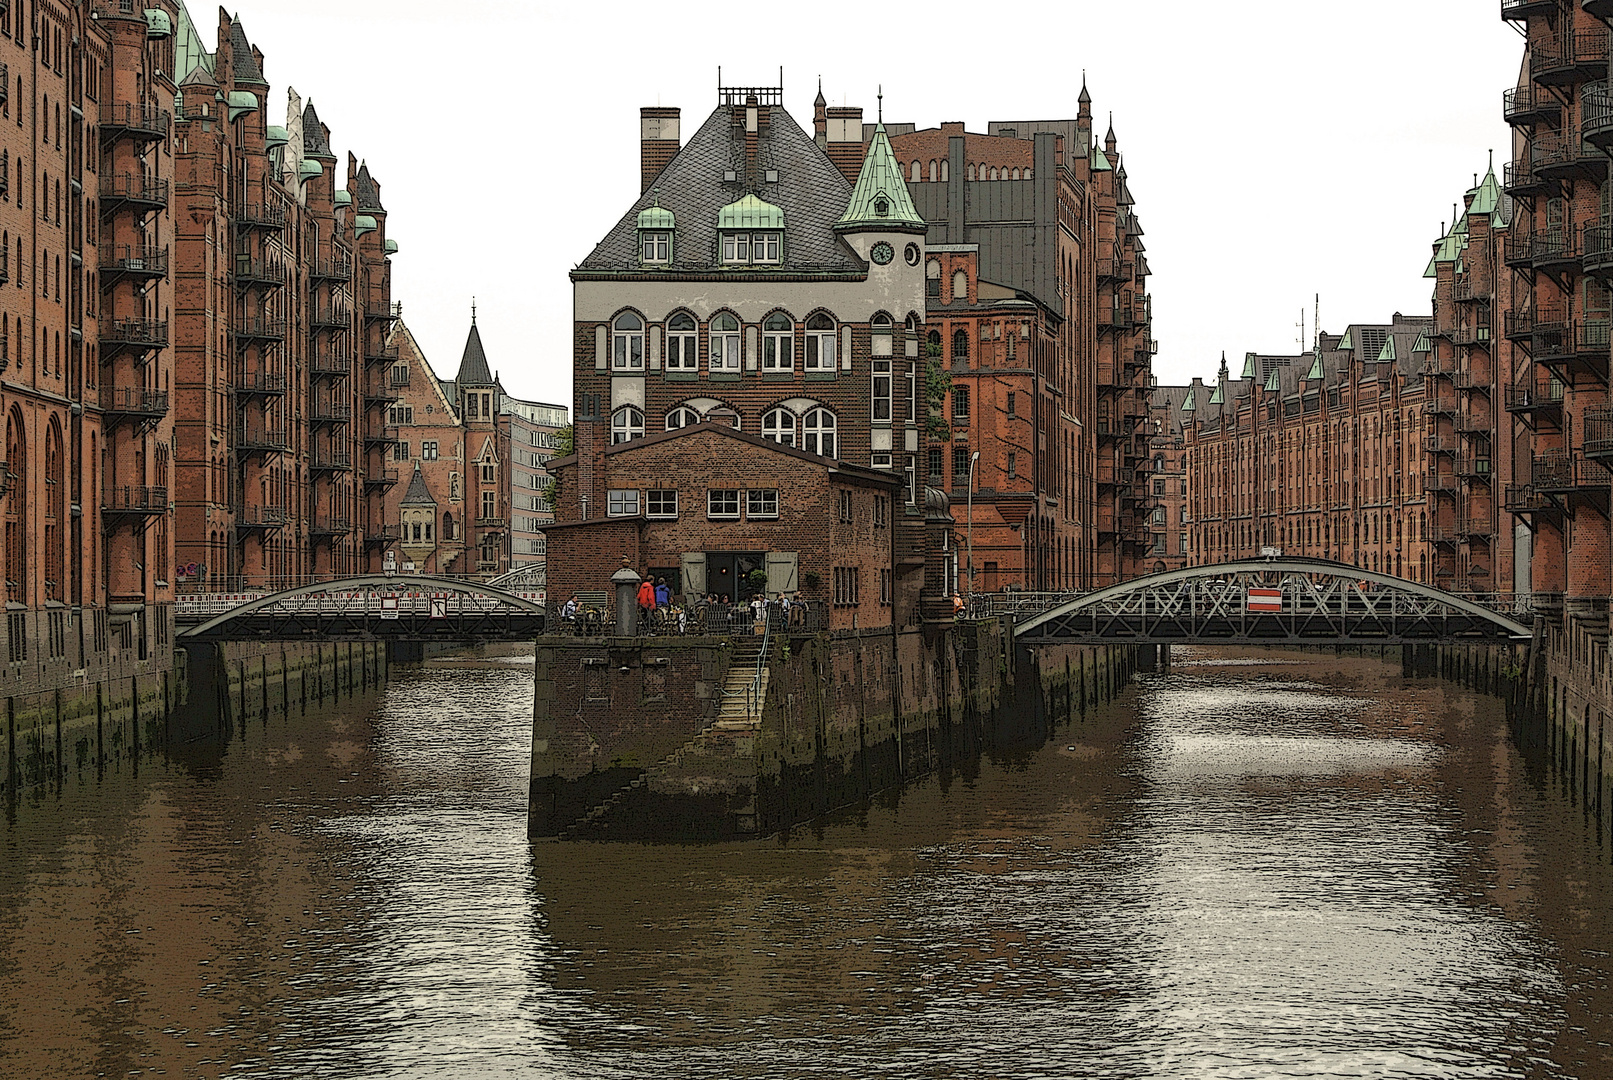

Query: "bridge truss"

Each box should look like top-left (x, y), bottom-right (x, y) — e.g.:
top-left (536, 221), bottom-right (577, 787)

top-left (1014, 559), bottom-right (1532, 646)
top-left (176, 575), bottom-right (547, 642)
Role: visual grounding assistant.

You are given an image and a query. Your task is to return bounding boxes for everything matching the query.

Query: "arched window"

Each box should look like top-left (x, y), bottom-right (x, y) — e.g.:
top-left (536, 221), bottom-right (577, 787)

top-left (927, 329), bottom-right (940, 357)
top-left (804, 408), bottom-right (837, 458)
top-left (1010, 168), bottom-right (1020, 180)
top-left (709, 312), bottom-right (740, 372)
top-left (762, 311), bottom-right (793, 371)
top-left (940, 160), bottom-right (949, 182)
top-left (952, 269), bottom-right (967, 302)
top-left (611, 406), bottom-right (644, 445)
top-left (666, 406), bottom-right (702, 430)
top-left (988, 167), bottom-right (998, 180)
top-left (665, 312), bottom-right (698, 371)
top-left (929, 159), bottom-right (938, 182)
top-left (611, 311), bottom-right (644, 370)
top-left (443, 512), bottom-right (455, 541)
top-left (910, 160), bottom-right (921, 182)
top-left (804, 312), bottom-right (836, 370)
top-left (4, 407), bottom-right (25, 603)
top-left (952, 328), bottom-right (970, 362)
top-left (45, 419), bottom-right (62, 601)
top-left (966, 164), bottom-right (976, 180)
top-left (762, 407), bottom-right (796, 447)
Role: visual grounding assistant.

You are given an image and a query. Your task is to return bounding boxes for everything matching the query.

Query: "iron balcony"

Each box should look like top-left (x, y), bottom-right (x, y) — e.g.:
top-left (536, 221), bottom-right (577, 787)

top-left (310, 402), bottom-right (353, 425)
top-left (100, 102), bottom-right (170, 144)
top-left (1424, 470), bottom-right (1460, 494)
top-left (363, 301), bottom-right (397, 323)
top-left (308, 256), bottom-right (353, 282)
top-left (365, 525), bottom-right (401, 548)
top-left (1533, 27), bottom-right (1610, 87)
top-left (103, 484), bottom-right (168, 515)
top-left (363, 469), bottom-right (400, 491)
top-left (235, 425), bottom-right (290, 455)
top-left (101, 245), bottom-right (168, 284)
top-left (1454, 456), bottom-right (1493, 481)
top-left (1532, 450), bottom-right (1586, 492)
top-left (310, 349), bottom-right (351, 378)
top-left (363, 424), bottom-right (400, 447)
top-left (365, 345), bottom-right (400, 367)
top-left (1585, 221), bottom-right (1613, 280)
top-left (310, 306), bottom-right (353, 330)
top-left (1532, 318), bottom-right (1610, 381)
top-left (310, 452), bottom-right (353, 474)
top-left (100, 386), bottom-right (169, 423)
top-left (1423, 395), bottom-right (1458, 416)
top-left (99, 174), bottom-right (169, 216)
top-left (1451, 369), bottom-right (1491, 389)
top-left (1503, 483), bottom-right (1557, 515)
top-left (232, 368), bottom-right (287, 398)
top-left (101, 318), bottom-right (168, 357)
top-left (1585, 81), bottom-right (1613, 153)
top-left (1504, 83), bottom-right (1563, 126)
top-left (1504, 0), bottom-right (1563, 20)
top-left (1531, 127), bottom-right (1608, 184)
top-left (232, 504), bottom-right (289, 533)
top-left (233, 257), bottom-right (286, 290)
top-left (234, 203), bottom-right (287, 231)
top-left (1503, 161), bottom-right (1550, 201)
top-left (1589, 0), bottom-right (1613, 24)
top-left (234, 317), bottom-right (287, 343)
top-left (1454, 410), bottom-right (1492, 434)
top-left (309, 518), bottom-right (352, 538)
top-left (1584, 404), bottom-right (1613, 458)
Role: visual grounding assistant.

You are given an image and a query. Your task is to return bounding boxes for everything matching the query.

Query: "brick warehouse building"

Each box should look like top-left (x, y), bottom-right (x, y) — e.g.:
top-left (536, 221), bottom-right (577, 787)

top-left (1, 3), bottom-right (400, 695)
top-left (1146, 381), bottom-right (1191, 574)
top-left (888, 88), bottom-right (1158, 588)
top-left (1183, 317), bottom-right (1436, 581)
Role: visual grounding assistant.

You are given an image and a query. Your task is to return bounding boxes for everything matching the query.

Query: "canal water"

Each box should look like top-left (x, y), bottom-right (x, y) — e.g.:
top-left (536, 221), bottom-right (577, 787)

top-left (0, 647), bottom-right (1610, 1079)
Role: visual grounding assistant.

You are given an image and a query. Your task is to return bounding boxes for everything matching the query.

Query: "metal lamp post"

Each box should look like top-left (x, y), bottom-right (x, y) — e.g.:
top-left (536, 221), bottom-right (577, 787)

top-left (966, 450), bottom-right (980, 597)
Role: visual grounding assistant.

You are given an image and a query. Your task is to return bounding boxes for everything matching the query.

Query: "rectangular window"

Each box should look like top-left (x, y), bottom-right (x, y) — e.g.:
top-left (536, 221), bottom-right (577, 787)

top-left (646, 489), bottom-right (678, 518)
top-left (608, 489), bottom-right (639, 517)
top-left (838, 489), bottom-right (852, 523)
top-left (763, 326), bottom-right (793, 370)
top-left (880, 567), bottom-right (892, 606)
top-left (707, 489), bottom-right (740, 519)
top-left (640, 231), bottom-right (670, 263)
top-left (833, 567), bottom-right (860, 606)
top-left (394, 441), bottom-right (411, 461)
top-left (1153, 479), bottom-right (1164, 495)
top-left (390, 363), bottom-right (410, 387)
top-left (872, 358), bottom-right (892, 421)
top-left (1006, 391), bottom-right (1016, 418)
top-left (1007, 453), bottom-right (1016, 479)
top-left (388, 404), bottom-right (414, 425)
top-left (927, 446), bottom-right (943, 481)
top-left (953, 445), bottom-right (971, 487)
top-left (422, 441), bottom-right (439, 461)
top-left (482, 490), bottom-right (497, 520)
top-left (873, 495), bottom-right (888, 527)
top-left (952, 386), bottom-right (969, 421)
top-left (870, 452), bottom-right (892, 469)
top-left (805, 327), bottom-right (836, 370)
top-left (666, 325), bottom-right (698, 370)
top-left (747, 489), bottom-right (778, 519)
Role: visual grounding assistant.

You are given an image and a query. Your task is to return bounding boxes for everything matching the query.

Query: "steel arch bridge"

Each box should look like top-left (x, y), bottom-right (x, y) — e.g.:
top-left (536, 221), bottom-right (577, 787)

top-left (1013, 558), bottom-right (1532, 646)
top-left (176, 575), bottom-right (547, 642)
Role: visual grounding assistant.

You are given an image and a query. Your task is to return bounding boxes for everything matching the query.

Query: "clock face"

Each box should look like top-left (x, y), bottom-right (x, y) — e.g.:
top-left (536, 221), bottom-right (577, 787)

top-left (871, 241), bottom-right (895, 265)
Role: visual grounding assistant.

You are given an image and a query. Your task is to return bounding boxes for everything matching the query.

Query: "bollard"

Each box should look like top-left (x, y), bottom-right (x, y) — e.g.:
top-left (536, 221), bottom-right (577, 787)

top-left (611, 557), bottom-right (642, 637)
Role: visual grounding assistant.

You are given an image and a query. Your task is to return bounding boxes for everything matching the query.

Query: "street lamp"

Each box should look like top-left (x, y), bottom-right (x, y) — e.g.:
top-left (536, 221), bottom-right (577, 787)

top-left (966, 450), bottom-right (980, 597)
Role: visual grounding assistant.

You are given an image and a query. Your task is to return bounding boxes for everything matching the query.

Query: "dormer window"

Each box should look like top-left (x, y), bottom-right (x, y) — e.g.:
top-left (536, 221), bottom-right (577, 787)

top-left (636, 199), bottom-right (675, 266)
top-left (874, 196), bottom-right (889, 218)
top-left (641, 231), bottom-right (670, 263)
top-left (723, 231), bottom-right (781, 264)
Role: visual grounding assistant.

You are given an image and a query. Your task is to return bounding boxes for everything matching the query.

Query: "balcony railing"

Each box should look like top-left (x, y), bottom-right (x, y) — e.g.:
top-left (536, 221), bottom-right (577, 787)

top-left (308, 256), bottom-right (352, 281)
top-left (1423, 395), bottom-right (1457, 415)
top-left (233, 504), bottom-right (288, 532)
top-left (364, 468), bottom-right (400, 490)
top-left (1504, 83), bottom-right (1563, 125)
top-left (1452, 368), bottom-right (1491, 389)
top-left (233, 256), bottom-right (286, 289)
top-left (1504, 375), bottom-right (1566, 416)
top-left (1454, 410), bottom-right (1492, 434)
top-left (100, 102), bottom-right (170, 142)
top-left (310, 305), bottom-right (353, 329)
top-left (234, 317), bottom-right (287, 342)
top-left (236, 425), bottom-right (290, 453)
top-left (365, 345), bottom-right (400, 367)
top-left (1531, 127), bottom-right (1607, 182)
top-left (103, 484), bottom-right (167, 514)
top-left (1585, 221), bottom-right (1613, 279)
top-left (100, 386), bottom-right (169, 420)
top-left (364, 424), bottom-right (400, 446)
top-left (1533, 450), bottom-right (1581, 491)
top-left (100, 174), bottom-right (169, 213)
top-left (310, 402), bottom-right (353, 424)
top-left (101, 244), bottom-right (168, 281)
top-left (309, 518), bottom-right (352, 538)
top-left (1454, 456), bottom-right (1493, 480)
top-left (1585, 404), bottom-right (1613, 457)
top-left (1502, 0), bottom-right (1561, 20)
top-left (1424, 470), bottom-right (1460, 493)
top-left (1426, 435), bottom-right (1458, 455)
top-left (1449, 324), bottom-right (1491, 347)
top-left (1504, 483), bottom-right (1555, 514)
top-left (1585, 81), bottom-right (1613, 151)
top-left (310, 452), bottom-right (353, 473)
top-left (1534, 28), bottom-right (1610, 85)
top-left (364, 301), bottom-right (397, 322)
top-left (101, 318), bottom-right (168, 353)
top-left (234, 203), bottom-right (287, 231)
top-left (232, 368), bottom-right (287, 397)
top-left (1504, 310), bottom-right (1537, 340)
top-left (310, 349), bottom-right (351, 377)
top-left (365, 384), bottom-right (400, 406)
top-left (1503, 160), bottom-right (1549, 199)
top-left (365, 524), bottom-right (401, 548)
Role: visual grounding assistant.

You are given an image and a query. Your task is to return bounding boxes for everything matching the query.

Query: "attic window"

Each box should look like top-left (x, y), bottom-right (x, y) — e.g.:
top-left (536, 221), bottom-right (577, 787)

top-left (723, 231), bottom-right (781, 264)
top-left (874, 197), bottom-right (889, 218)
top-left (764, 169), bottom-right (779, 183)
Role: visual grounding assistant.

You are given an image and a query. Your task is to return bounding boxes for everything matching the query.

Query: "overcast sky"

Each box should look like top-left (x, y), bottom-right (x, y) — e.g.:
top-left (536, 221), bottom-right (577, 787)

top-left (228, 0), bottom-right (1520, 403)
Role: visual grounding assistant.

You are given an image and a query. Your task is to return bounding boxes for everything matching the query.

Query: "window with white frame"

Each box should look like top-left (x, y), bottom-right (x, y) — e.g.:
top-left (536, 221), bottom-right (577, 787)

top-left (762, 312), bottom-right (793, 371)
top-left (804, 312), bottom-right (836, 370)
top-left (611, 311), bottom-right (644, 370)
top-left (709, 312), bottom-right (741, 372)
top-left (872, 313), bottom-right (892, 420)
top-left (666, 406), bottom-right (701, 430)
top-left (422, 441), bottom-right (439, 461)
top-left (803, 407), bottom-right (836, 458)
top-left (666, 312), bottom-right (698, 370)
top-left (611, 405), bottom-right (644, 444)
top-left (707, 488), bottom-right (740, 519)
top-left (608, 489), bottom-right (639, 517)
top-left (646, 490), bottom-right (678, 518)
top-left (747, 489), bottom-right (778, 518)
top-left (762, 408), bottom-right (796, 447)
top-left (723, 231), bottom-right (781, 264)
top-left (640, 231), bottom-right (670, 263)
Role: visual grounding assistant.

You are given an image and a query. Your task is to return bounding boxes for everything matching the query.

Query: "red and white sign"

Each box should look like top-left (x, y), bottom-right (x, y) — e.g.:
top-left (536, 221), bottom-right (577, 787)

top-left (1246, 588), bottom-right (1283, 613)
top-left (380, 596), bottom-right (400, 620)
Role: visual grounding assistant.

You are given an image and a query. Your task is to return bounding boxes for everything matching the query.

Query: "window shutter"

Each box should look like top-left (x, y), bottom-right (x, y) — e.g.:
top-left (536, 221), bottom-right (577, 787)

top-left (765, 551), bottom-right (799, 594)
top-left (681, 552), bottom-right (707, 596)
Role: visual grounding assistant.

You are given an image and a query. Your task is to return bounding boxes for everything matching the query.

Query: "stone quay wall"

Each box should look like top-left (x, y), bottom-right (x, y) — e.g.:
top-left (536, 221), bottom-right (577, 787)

top-left (529, 621), bottom-right (1139, 842)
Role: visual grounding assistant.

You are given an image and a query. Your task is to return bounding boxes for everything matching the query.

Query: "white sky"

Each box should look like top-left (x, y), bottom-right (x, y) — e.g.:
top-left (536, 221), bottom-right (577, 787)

top-left (228, 0), bottom-right (1520, 402)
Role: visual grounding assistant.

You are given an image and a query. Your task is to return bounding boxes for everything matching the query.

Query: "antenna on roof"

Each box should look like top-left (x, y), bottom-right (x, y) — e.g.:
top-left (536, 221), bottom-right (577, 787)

top-left (471, 296), bottom-right (477, 324)
top-left (1297, 308), bottom-right (1305, 353)
top-left (877, 85), bottom-right (883, 123)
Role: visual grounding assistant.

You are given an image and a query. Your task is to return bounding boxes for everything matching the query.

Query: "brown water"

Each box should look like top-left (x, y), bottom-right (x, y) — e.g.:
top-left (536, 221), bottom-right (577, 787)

top-left (0, 647), bottom-right (1610, 1079)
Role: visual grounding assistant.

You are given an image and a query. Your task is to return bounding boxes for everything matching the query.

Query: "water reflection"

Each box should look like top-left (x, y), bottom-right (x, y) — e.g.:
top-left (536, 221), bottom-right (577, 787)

top-left (0, 648), bottom-right (1609, 1078)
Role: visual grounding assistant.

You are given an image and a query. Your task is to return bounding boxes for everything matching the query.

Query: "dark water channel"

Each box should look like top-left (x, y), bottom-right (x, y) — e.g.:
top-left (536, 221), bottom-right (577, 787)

top-left (0, 647), bottom-right (1610, 1078)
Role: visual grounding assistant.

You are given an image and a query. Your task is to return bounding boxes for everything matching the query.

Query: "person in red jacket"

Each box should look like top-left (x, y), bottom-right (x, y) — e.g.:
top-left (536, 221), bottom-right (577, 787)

top-left (636, 576), bottom-right (657, 630)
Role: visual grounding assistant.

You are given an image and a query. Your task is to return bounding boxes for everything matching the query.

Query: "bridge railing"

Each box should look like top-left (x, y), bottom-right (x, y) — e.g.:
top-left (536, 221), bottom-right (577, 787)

top-left (177, 583), bottom-right (548, 621)
top-left (543, 599), bottom-right (830, 638)
top-left (959, 584), bottom-right (1545, 624)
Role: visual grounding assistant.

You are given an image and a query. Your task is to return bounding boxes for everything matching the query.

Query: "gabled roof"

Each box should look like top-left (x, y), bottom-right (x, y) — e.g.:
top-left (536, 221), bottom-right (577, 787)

top-left (456, 320), bottom-right (494, 386)
top-left (577, 104), bottom-right (864, 274)
top-left (837, 123), bottom-right (925, 232)
top-left (302, 101), bottom-right (334, 159)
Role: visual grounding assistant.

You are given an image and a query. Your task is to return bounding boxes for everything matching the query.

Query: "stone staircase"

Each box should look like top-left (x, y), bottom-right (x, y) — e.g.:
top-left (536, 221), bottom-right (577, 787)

top-left (715, 638), bottom-right (769, 729)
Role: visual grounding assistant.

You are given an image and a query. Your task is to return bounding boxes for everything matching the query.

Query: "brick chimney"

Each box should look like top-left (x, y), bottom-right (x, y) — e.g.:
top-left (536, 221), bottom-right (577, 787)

top-left (640, 107), bottom-right (681, 193)
top-left (825, 105), bottom-right (864, 182)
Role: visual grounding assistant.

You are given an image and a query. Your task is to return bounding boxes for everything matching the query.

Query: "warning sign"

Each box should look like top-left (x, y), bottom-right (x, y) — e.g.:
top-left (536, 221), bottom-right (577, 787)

top-left (380, 596), bottom-right (400, 620)
top-left (1246, 588), bottom-right (1283, 613)
top-left (430, 596), bottom-right (447, 619)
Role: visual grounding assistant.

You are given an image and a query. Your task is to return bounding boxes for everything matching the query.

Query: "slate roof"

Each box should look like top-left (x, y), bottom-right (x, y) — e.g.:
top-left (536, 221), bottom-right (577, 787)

top-left (575, 104), bottom-right (864, 275)
top-left (401, 464), bottom-right (435, 506)
top-left (456, 321), bottom-right (494, 386)
top-left (227, 17), bottom-right (266, 87)
top-left (302, 101), bottom-right (335, 159)
top-left (353, 162), bottom-right (385, 213)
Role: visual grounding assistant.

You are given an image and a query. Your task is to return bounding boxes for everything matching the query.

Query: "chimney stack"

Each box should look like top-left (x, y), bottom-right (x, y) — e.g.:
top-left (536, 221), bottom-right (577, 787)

top-left (825, 105), bottom-right (864, 182)
top-left (640, 106), bottom-right (681, 193)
